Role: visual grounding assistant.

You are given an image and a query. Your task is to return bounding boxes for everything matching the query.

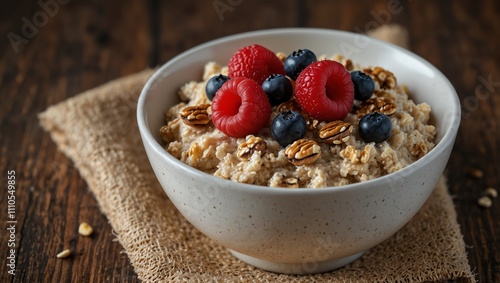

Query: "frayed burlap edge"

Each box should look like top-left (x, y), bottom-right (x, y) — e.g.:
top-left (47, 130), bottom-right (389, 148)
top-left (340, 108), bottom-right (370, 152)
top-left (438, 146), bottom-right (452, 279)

top-left (38, 69), bottom-right (475, 283)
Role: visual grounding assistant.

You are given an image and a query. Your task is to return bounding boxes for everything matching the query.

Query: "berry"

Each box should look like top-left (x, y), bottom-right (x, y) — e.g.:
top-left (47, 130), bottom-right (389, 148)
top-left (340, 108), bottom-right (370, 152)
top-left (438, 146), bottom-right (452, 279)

top-left (205, 74), bottom-right (230, 101)
top-left (358, 112), bottom-right (392, 143)
top-left (271, 110), bottom-right (307, 147)
top-left (228, 44), bottom-right (285, 85)
top-left (211, 77), bottom-right (271, 138)
top-left (294, 60), bottom-right (354, 121)
top-left (350, 71), bottom-right (375, 101)
top-left (262, 74), bottom-right (293, 106)
top-left (284, 49), bottom-right (317, 80)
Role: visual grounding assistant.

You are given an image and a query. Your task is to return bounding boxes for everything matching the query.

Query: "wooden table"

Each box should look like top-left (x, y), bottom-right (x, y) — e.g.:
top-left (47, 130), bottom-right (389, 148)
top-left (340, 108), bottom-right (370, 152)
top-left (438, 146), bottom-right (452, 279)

top-left (1, 0), bottom-right (498, 282)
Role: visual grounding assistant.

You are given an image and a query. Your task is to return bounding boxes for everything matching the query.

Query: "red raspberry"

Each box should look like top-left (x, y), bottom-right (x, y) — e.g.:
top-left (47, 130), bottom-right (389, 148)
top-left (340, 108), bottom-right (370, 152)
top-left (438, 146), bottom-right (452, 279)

top-left (294, 60), bottom-right (354, 121)
top-left (228, 44), bottom-right (285, 85)
top-left (211, 77), bottom-right (271, 138)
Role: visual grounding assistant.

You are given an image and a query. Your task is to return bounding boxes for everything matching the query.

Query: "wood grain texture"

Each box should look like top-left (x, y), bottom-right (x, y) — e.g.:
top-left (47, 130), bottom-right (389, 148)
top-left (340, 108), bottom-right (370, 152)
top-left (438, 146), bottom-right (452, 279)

top-left (1, 0), bottom-right (498, 282)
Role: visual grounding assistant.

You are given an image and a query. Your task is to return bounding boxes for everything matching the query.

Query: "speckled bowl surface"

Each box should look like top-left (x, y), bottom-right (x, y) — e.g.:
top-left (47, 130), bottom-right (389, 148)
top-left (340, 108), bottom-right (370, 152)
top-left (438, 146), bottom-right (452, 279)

top-left (137, 28), bottom-right (460, 274)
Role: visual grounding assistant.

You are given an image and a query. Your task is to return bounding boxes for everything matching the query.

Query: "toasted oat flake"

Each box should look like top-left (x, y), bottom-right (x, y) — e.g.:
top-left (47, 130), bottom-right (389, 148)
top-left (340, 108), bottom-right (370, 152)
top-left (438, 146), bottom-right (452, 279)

top-left (485, 187), bottom-right (498, 198)
top-left (57, 249), bottom-right (71, 259)
top-left (79, 222), bottom-right (94, 237)
top-left (478, 196), bottom-right (492, 208)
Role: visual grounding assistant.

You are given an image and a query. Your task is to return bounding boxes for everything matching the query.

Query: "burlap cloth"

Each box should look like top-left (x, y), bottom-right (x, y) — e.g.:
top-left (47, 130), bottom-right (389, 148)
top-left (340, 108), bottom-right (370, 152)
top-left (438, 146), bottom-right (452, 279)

top-left (39, 27), bottom-right (475, 282)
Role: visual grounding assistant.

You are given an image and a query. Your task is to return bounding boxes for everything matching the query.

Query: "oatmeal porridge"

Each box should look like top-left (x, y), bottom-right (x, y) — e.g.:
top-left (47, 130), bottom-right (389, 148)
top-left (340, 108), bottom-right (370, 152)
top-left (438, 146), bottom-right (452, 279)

top-left (159, 46), bottom-right (436, 188)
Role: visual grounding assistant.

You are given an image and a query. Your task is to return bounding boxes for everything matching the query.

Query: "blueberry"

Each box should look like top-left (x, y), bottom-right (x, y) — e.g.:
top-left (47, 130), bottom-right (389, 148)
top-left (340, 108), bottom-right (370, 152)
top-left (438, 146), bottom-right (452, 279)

top-left (284, 49), bottom-right (317, 80)
top-left (205, 74), bottom-right (230, 101)
top-left (262, 74), bottom-right (293, 106)
top-left (358, 112), bottom-right (392, 143)
top-left (271, 111), bottom-right (307, 147)
top-left (350, 71), bottom-right (375, 101)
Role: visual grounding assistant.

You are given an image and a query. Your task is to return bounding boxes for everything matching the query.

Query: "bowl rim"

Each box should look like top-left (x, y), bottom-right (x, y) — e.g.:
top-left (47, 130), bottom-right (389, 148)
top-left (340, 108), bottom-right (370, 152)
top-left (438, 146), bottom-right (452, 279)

top-left (137, 27), bottom-right (461, 195)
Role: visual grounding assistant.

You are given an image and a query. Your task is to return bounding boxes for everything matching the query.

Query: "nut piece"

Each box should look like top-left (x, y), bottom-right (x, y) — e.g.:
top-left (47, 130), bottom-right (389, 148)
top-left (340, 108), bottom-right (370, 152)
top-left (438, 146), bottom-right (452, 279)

top-left (478, 196), bottom-right (492, 208)
top-left (356, 96), bottom-right (397, 117)
top-left (374, 90), bottom-right (395, 99)
top-left (285, 139), bottom-right (321, 166)
top-left (237, 135), bottom-right (267, 160)
top-left (363, 66), bottom-right (397, 89)
top-left (79, 222), bottom-right (94, 237)
top-left (276, 52), bottom-right (287, 63)
top-left (318, 121), bottom-right (353, 145)
top-left (159, 118), bottom-right (180, 142)
top-left (188, 142), bottom-right (202, 161)
top-left (485, 187), bottom-right (498, 198)
top-left (275, 100), bottom-right (318, 130)
top-left (306, 119), bottom-right (320, 131)
top-left (179, 104), bottom-right (211, 127)
top-left (280, 177), bottom-right (299, 188)
top-left (276, 99), bottom-right (302, 113)
top-left (341, 58), bottom-right (354, 71)
top-left (340, 145), bottom-right (372, 165)
top-left (57, 249), bottom-right (71, 259)
top-left (412, 141), bottom-right (428, 159)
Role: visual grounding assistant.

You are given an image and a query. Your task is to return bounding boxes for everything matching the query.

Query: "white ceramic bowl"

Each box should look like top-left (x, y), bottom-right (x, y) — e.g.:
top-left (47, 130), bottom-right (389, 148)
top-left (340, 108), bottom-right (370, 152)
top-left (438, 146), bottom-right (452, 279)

top-left (137, 28), bottom-right (460, 274)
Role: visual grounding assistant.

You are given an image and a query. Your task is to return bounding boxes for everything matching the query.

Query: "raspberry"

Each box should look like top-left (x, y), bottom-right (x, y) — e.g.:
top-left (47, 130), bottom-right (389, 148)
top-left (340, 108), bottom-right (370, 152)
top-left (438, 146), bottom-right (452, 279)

top-left (228, 44), bottom-right (285, 85)
top-left (295, 60), bottom-right (354, 121)
top-left (211, 77), bottom-right (271, 138)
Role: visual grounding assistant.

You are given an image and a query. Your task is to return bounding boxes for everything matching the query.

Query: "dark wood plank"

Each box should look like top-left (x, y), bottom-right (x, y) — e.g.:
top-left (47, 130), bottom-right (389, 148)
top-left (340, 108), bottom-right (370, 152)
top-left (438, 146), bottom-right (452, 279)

top-left (435, 1), bottom-right (500, 282)
top-left (304, 1), bottom-right (499, 282)
top-left (407, 1), bottom-right (499, 282)
top-left (1, 0), bottom-right (498, 282)
top-left (156, 0), bottom-right (298, 64)
top-left (304, 0), bottom-right (409, 33)
top-left (0, 0), bottom-right (151, 281)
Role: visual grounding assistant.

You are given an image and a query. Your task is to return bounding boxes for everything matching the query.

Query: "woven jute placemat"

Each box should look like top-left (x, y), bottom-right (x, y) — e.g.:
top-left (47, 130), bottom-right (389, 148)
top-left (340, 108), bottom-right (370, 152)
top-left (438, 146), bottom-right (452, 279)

top-left (39, 27), bottom-right (475, 282)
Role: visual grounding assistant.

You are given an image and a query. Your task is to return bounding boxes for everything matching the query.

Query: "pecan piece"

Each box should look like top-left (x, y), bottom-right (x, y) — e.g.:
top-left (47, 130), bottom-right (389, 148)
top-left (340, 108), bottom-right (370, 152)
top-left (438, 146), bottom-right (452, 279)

top-left (179, 104), bottom-right (211, 127)
top-left (318, 121), bottom-right (353, 145)
top-left (356, 96), bottom-right (397, 117)
top-left (341, 58), bottom-right (353, 71)
top-left (275, 100), bottom-right (318, 130)
top-left (306, 118), bottom-right (320, 130)
top-left (285, 139), bottom-right (321, 166)
top-left (276, 99), bottom-right (302, 113)
top-left (237, 135), bottom-right (267, 160)
top-left (363, 66), bottom-right (397, 89)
